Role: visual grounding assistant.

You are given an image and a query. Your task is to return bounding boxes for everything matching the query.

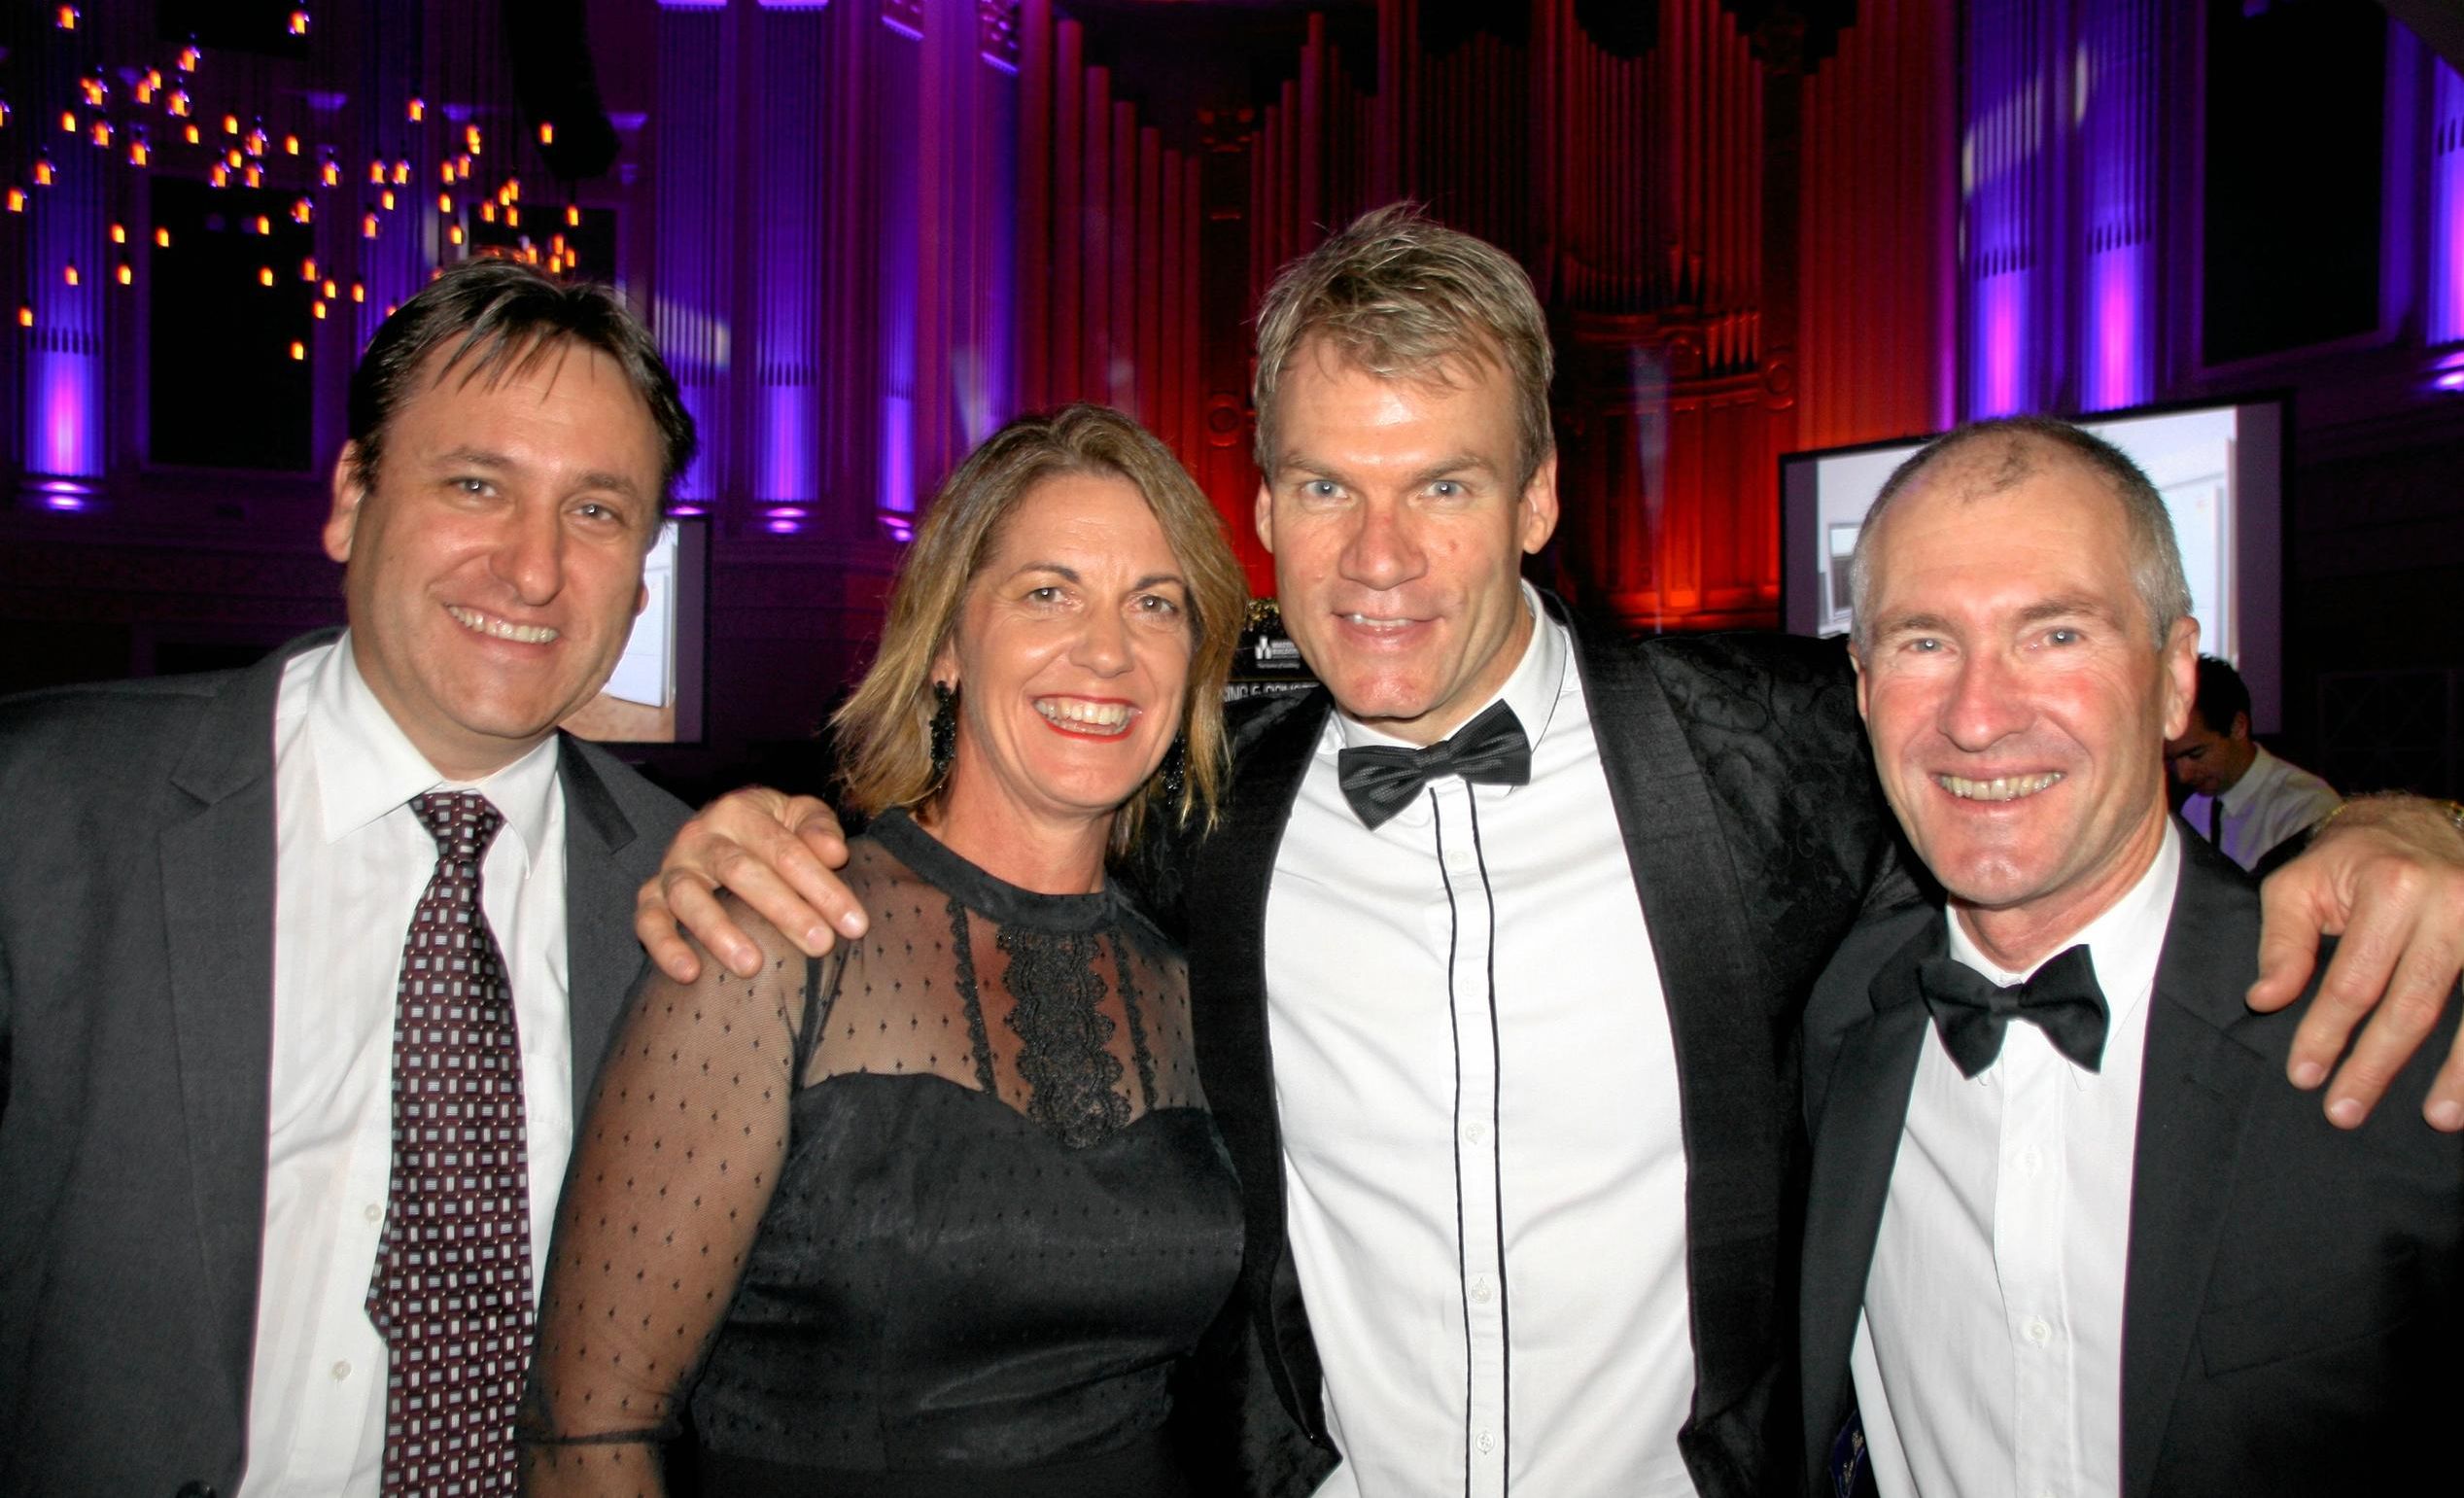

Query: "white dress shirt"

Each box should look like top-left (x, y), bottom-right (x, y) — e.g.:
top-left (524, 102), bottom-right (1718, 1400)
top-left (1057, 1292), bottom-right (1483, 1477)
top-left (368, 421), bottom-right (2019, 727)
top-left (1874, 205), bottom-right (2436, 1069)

top-left (241, 636), bottom-right (574, 1497)
top-left (1851, 823), bottom-right (2184, 1498)
top-left (1267, 586), bottom-right (1696, 1497)
top-left (2180, 744), bottom-right (2340, 871)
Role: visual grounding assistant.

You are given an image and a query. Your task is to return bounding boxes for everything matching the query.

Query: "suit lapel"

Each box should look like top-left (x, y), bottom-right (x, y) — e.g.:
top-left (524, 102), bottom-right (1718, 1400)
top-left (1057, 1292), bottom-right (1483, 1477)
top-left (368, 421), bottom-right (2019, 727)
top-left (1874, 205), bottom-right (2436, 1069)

top-left (158, 637), bottom-right (323, 1424)
top-left (1798, 919), bottom-right (1938, 1465)
top-left (555, 737), bottom-right (643, 1098)
top-left (1192, 687), bottom-right (1332, 1435)
top-left (1571, 617), bottom-right (1789, 1418)
top-left (2120, 836), bottom-right (2267, 1498)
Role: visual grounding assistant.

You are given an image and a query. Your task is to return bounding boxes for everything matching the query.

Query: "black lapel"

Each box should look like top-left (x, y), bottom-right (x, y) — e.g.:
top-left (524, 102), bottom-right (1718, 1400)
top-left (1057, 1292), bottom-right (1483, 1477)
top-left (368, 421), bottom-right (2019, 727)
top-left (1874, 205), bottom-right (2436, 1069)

top-left (157, 634), bottom-right (329, 1429)
top-left (1190, 686), bottom-right (1333, 1433)
top-left (2120, 835), bottom-right (2268, 1498)
top-left (1569, 614), bottom-right (1789, 1417)
top-left (555, 736), bottom-right (645, 1097)
top-left (1797, 915), bottom-right (1938, 1473)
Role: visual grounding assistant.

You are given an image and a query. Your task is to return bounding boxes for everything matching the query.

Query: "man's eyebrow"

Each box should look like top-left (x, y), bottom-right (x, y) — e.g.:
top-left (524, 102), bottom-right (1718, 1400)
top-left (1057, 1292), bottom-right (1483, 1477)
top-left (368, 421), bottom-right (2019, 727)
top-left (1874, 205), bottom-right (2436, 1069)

top-left (432, 445), bottom-right (513, 470)
top-left (1869, 595), bottom-right (2127, 638)
top-left (429, 446), bottom-right (645, 501)
top-left (2016, 595), bottom-right (2125, 625)
top-left (1408, 453), bottom-right (1500, 485)
top-left (1272, 453), bottom-right (1344, 482)
top-left (1868, 609), bottom-right (1951, 638)
top-left (574, 470), bottom-right (647, 501)
top-left (1272, 452), bottom-right (1501, 486)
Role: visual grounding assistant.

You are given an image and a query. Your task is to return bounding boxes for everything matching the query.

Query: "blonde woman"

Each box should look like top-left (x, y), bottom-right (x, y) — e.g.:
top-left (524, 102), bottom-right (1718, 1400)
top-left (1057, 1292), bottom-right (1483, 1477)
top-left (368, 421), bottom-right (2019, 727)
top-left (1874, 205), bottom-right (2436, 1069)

top-left (523, 404), bottom-right (1248, 1497)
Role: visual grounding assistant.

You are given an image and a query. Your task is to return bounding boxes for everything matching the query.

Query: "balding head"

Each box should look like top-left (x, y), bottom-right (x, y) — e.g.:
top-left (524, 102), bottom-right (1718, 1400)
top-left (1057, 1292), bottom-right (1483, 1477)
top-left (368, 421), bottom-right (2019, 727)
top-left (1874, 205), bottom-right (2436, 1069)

top-left (1849, 416), bottom-right (2192, 653)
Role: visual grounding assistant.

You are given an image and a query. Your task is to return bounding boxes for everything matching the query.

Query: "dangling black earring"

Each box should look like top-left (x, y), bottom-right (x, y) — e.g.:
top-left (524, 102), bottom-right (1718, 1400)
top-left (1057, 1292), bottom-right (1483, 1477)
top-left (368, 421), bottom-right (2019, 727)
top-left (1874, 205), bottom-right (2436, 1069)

top-left (1158, 735), bottom-right (1188, 808)
top-left (929, 681), bottom-right (957, 785)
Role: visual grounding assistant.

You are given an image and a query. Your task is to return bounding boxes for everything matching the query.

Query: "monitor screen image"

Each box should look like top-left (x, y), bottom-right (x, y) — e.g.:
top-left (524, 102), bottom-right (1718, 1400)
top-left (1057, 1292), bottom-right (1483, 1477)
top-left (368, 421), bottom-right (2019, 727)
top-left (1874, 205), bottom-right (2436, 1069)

top-left (1778, 399), bottom-right (2287, 731)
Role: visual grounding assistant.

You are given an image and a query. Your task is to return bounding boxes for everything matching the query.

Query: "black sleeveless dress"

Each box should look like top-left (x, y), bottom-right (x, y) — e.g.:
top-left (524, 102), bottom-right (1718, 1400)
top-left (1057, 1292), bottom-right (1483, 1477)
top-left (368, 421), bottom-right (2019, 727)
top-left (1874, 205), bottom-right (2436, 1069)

top-left (523, 810), bottom-right (1242, 1496)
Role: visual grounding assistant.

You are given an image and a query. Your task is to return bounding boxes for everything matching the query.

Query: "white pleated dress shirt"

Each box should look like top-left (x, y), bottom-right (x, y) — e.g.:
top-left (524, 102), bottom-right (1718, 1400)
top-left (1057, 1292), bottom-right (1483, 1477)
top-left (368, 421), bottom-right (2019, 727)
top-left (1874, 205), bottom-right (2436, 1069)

top-left (240, 636), bottom-right (574, 1497)
top-left (1267, 586), bottom-right (1697, 1498)
top-left (1851, 823), bottom-right (2183, 1498)
top-left (2179, 744), bottom-right (2340, 871)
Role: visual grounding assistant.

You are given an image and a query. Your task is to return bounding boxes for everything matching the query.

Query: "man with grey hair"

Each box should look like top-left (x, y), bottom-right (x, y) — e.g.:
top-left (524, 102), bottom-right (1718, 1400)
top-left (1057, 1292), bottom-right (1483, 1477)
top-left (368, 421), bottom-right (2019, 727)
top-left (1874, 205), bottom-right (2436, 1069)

top-left (1798, 417), bottom-right (2462, 1496)
top-left (635, 213), bottom-right (2464, 1498)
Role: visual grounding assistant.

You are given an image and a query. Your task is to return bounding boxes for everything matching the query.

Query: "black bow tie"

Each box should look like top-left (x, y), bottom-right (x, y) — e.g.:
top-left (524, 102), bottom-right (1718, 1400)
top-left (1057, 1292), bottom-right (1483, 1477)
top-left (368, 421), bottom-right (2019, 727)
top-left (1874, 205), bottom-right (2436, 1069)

top-left (1915, 943), bottom-right (2110, 1079)
top-left (1336, 700), bottom-right (1533, 830)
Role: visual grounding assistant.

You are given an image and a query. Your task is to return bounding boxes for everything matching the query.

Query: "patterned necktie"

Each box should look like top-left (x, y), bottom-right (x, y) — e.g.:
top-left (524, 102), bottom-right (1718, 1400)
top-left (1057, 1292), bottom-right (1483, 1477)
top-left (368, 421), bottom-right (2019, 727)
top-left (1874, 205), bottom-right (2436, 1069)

top-left (365, 791), bottom-right (531, 1496)
top-left (1336, 699), bottom-right (1533, 830)
top-left (1915, 943), bottom-right (2110, 1079)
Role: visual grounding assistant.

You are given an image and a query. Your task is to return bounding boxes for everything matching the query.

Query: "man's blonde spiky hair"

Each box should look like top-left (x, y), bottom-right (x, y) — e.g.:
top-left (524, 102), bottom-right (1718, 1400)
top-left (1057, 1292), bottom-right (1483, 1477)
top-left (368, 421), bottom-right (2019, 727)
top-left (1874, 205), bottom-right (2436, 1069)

top-left (1251, 203), bottom-right (1555, 483)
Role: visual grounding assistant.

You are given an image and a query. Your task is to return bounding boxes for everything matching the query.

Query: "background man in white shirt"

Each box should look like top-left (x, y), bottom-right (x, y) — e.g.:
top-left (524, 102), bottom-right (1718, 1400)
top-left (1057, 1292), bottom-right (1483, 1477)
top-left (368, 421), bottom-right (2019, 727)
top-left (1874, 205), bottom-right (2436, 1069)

top-left (639, 212), bottom-right (2464, 1498)
top-left (1799, 417), bottom-right (2463, 1497)
top-left (0, 259), bottom-right (695, 1498)
top-left (2167, 653), bottom-right (2342, 871)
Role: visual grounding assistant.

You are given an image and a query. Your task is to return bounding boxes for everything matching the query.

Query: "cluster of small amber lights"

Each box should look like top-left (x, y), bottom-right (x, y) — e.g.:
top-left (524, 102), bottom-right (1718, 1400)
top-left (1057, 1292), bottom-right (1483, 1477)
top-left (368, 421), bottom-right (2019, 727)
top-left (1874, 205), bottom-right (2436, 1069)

top-left (10, 6), bottom-right (590, 352)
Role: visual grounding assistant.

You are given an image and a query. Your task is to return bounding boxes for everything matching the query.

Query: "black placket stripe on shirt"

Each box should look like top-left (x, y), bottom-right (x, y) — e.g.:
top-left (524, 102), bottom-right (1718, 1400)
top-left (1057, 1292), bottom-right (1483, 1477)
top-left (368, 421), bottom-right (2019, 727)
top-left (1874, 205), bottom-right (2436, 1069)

top-left (1467, 791), bottom-right (1511, 1492)
top-left (1430, 784), bottom-right (1475, 1498)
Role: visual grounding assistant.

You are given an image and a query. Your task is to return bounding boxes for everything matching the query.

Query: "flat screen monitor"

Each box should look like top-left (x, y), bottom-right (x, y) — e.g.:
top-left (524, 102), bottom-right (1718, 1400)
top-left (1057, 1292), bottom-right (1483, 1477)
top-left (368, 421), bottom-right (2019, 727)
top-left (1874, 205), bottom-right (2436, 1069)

top-left (1778, 398), bottom-right (2288, 731)
top-left (562, 515), bottom-right (708, 747)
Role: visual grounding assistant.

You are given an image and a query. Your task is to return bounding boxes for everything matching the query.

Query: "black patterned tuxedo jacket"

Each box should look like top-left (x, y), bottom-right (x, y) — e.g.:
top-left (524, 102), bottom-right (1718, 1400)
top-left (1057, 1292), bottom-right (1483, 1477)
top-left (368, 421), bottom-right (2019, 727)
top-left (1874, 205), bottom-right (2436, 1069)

top-left (1798, 829), bottom-right (2464, 1498)
top-left (1142, 601), bottom-right (1914, 1498)
top-left (0, 632), bottom-right (690, 1498)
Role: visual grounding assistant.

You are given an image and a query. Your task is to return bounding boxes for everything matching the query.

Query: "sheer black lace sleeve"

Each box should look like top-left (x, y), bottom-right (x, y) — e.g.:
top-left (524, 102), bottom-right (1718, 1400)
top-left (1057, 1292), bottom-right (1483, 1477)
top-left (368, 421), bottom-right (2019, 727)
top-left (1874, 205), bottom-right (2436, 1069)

top-left (519, 899), bottom-right (834, 1497)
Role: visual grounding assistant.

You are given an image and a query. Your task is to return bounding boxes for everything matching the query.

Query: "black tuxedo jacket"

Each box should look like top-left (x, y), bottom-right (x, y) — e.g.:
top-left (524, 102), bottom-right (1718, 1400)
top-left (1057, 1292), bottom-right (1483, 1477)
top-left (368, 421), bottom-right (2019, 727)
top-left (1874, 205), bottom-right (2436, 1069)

top-left (1143, 610), bottom-right (1912, 1498)
top-left (1798, 830), bottom-right (2464, 1497)
top-left (0, 633), bottom-right (690, 1498)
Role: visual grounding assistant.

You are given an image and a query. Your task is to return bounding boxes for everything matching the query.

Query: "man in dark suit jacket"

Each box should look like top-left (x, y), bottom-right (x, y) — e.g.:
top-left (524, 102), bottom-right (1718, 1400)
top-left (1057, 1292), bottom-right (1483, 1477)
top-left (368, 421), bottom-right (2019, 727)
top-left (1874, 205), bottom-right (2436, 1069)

top-left (1797, 416), bottom-right (2464, 1497)
top-left (0, 261), bottom-right (696, 1497)
top-left (1163, 615), bottom-right (1907, 1498)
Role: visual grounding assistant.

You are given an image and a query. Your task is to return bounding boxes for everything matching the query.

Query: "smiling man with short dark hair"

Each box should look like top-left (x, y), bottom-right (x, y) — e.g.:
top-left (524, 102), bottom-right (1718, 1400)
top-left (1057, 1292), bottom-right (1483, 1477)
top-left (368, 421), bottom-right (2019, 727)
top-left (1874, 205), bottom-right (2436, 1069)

top-left (0, 258), bottom-right (694, 1498)
top-left (2166, 653), bottom-right (2341, 871)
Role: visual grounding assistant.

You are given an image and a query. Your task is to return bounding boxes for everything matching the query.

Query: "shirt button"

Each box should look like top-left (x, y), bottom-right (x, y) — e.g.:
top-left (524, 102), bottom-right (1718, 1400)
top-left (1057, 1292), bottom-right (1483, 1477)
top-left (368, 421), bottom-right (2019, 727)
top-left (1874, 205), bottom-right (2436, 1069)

top-left (331, 1360), bottom-right (352, 1381)
top-left (2019, 1147), bottom-right (2044, 1177)
top-left (1477, 1431), bottom-right (1497, 1455)
top-left (2024, 1317), bottom-right (2053, 1346)
top-left (1462, 1120), bottom-right (1488, 1145)
top-left (1471, 1276), bottom-right (1495, 1305)
top-left (364, 1202), bottom-right (384, 1223)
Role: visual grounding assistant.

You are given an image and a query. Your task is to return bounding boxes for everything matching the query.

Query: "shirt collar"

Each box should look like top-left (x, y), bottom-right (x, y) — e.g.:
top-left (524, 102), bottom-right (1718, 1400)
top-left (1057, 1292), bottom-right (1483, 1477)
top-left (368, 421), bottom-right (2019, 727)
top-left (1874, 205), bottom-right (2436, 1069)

top-left (2217, 743), bottom-right (2275, 815)
top-left (1331, 581), bottom-right (1569, 756)
top-left (305, 630), bottom-right (562, 870)
top-left (1943, 819), bottom-right (2183, 1086)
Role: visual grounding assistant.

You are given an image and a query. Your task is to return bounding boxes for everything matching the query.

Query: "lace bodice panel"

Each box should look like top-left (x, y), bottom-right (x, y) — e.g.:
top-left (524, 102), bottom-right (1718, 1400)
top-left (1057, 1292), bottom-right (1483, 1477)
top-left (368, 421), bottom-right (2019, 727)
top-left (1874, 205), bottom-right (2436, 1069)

top-left (522, 809), bottom-right (1218, 1493)
top-left (803, 813), bottom-right (1204, 1132)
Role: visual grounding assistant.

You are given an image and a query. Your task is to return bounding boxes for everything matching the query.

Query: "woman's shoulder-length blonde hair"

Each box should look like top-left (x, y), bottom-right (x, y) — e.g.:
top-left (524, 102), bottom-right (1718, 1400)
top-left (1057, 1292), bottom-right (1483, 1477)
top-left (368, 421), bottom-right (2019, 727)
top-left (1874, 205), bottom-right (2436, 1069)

top-left (831, 402), bottom-right (1249, 855)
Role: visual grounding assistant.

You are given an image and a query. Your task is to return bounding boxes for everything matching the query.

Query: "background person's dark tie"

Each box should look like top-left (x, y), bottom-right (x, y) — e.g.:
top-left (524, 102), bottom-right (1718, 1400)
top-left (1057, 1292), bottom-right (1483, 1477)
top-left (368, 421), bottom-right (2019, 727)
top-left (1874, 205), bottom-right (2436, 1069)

top-left (1336, 699), bottom-right (1533, 829)
top-left (1915, 943), bottom-right (2111, 1078)
top-left (365, 790), bottom-right (531, 1496)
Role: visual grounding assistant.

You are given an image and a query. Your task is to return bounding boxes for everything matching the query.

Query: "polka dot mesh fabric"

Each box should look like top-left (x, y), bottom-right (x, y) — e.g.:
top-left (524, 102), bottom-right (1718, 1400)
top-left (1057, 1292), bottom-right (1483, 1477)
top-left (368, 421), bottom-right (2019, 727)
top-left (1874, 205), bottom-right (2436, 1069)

top-left (521, 809), bottom-right (1240, 1494)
